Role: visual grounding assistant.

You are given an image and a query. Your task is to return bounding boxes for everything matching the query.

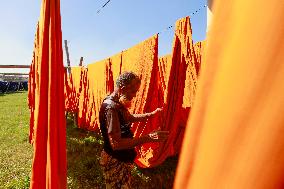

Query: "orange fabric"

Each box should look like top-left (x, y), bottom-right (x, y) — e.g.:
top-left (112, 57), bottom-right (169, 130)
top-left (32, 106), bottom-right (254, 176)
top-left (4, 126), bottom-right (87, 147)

top-left (120, 34), bottom-right (160, 123)
top-left (76, 53), bottom-right (122, 130)
top-left (87, 60), bottom-right (108, 130)
top-left (29, 0), bottom-right (67, 188)
top-left (134, 17), bottom-right (201, 167)
top-left (158, 54), bottom-right (172, 102)
top-left (106, 52), bottom-right (122, 93)
top-left (181, 17), bottom-right (200, 108)
top-left (64, 66), bottom-right (83, 113)
top-left (193, 41), bottom-right (206, 67)
top-left (174, 0), bottom-right (284, 188)
top-left (77, 67), bottom-right (89, 129)
top-left (63, 17), bottom-right (205, 168)
top-left (28, 23), bottom-right (39, 144)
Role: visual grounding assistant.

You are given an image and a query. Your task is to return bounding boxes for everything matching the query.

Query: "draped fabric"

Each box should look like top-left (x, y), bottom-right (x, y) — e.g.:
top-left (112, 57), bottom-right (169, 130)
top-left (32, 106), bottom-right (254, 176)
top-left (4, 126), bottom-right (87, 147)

top-left (174, 0), bottom-right (284, 188)
top-left (77, 67), bottom-right (89, 129)
top-left (64, 66), bottom-right (83, 113)
top-left (62, 17), bottom-right (205, 168)
top-left (158, 54), bottom-right (172, 103)
top-left (134, 17), bottom-right (201, 168)
top-left (181, 17), bottom-right (200, 108)
top-left (106, 52), bottom-right (122, 94)
top-left (76, 53), bottom-right (122, 131)
top-left (87, 60), bottom-right (108, 130)
top-left (193, 41), bottom-right (205, 68)
top-left (120, 35), bottom-right (160, 138)
top-left (29, 0), bottom-right (67, 188)
top-left (28, 24), bottom-right (39, 144)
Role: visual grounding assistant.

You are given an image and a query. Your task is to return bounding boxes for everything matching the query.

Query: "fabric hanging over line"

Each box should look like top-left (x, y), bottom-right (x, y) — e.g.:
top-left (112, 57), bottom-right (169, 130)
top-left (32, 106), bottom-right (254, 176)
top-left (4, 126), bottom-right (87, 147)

top-left (120, 34), bottom-right (161, 139)
top-left (86, 60), bottom-right (109, 130)
top-left (29, 0), bottom-right (67, 188)
top-left (193, 41), bottom-right (206, 67)
top-left (77, 67), bottom-right (89, 129)
top-left (174, 0), bottom-right (284, 188)
top-left (158, 54), bottom-right (172, 103)
top-left (106, 52), bottom-right (122, 94)
top-left (64, 66), bottom-right (83, 113)
top-left (28, 23), bottom-right (39, 144)
top-left (62, 16), bottom-right (205, 168)
top-left (181, 17), bottom-right (200, 108)
top-left (134, 17), bottom-right (201, 168)
top-left (76, 52), bottom-right (122, 130)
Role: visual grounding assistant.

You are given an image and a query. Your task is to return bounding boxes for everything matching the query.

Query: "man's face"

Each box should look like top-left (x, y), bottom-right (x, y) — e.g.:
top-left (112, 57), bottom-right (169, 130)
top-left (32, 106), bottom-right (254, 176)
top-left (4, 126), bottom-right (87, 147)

top-left (121, 79), bottom-right (140, 101)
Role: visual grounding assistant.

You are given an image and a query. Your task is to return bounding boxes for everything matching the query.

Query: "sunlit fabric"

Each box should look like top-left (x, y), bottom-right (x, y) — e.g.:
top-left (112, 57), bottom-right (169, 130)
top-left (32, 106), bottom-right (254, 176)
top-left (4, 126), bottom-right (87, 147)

top-left (158, 54), bottom-right (172, 102)
top-left (87, 60), bottom-right (108, 130)
top-left (64, 66), bottom-right (83, 113)
top-left (135, 17), bottom-right (201, 168)
top-left (62, 17), bottom-right (205, 168)
top-left (77, 67), bottom-right (89, 129)
top-left (174, 0), bottom-right (284, 188)
top-left (28, 23), bottom-right (39, 144)
top-left (29, 0), bottom-right (67, 188)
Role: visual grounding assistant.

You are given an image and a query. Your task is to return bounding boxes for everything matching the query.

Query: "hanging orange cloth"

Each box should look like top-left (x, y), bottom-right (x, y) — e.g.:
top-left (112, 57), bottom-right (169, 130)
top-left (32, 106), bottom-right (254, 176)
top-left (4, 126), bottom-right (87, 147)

top-left (86, 60), bottom-right (108, 130)
top-left (181, 17), bottom-right (200, 108)
top-left (106, 52), bottom-right (122, 93)
top-left (65, 66), bottom-right (83, 113)
top-left (174, 0), bottom-right (284, 188)
top-left (158, 54), bottom-right (172, 102)
top-left (135, 17), bottom-right (200, 167)
top-left (77, 67), bottom-right (89, 129)
top-left (28, 23), bottom-right (39, 144)
top-left (120, 34), bottom-right (161, 136)
top-left (28, 59), bottom-right (36, 144)
top-left (193, 41), bottom-right (206, 69)
top-left (29, 0), bottom-right (67, 188)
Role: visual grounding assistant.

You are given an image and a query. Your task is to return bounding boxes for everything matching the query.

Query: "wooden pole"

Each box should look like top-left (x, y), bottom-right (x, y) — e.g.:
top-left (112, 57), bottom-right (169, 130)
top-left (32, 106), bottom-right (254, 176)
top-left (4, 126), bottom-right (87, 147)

top-left (64, 40), bottom-right (71, 75)
top-left (0, 65), bottom-right (30, 68)
top-left (79, 57), bottom-right (83, 66)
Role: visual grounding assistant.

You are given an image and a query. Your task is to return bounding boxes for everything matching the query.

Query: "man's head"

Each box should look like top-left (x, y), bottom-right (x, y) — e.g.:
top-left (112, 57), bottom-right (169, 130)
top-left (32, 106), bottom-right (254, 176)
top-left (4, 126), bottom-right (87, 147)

top-left (116, 71), bottom-right (141, 101)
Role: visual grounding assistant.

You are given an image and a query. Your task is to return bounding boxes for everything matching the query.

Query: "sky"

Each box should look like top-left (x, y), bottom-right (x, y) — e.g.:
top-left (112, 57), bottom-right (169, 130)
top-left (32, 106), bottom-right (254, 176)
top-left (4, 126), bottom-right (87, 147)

top-left (0, 0), bottom-right (207, 74)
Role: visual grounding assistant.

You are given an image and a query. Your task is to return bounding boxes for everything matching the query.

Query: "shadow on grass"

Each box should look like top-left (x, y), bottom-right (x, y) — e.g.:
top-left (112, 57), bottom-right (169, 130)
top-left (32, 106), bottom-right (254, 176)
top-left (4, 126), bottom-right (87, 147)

top-left (66, 117), bottom-right (105, 189)
top-left (131, 156), bottom-right (178, 189)
top-left (66, 116), bottom-right (178, 189)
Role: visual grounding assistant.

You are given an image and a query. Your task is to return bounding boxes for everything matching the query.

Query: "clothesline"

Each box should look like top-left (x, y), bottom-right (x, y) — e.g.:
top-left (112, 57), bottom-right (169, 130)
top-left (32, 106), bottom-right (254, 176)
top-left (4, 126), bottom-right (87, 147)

top-left (158, 4), bottom-right (207, 35)
top-left (96, 1), bottom-right (207, 36)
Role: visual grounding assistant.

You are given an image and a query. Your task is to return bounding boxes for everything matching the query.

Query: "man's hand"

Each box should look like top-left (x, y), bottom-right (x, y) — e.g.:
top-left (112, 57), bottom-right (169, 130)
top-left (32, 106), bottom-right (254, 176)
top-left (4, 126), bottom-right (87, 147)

top-left (148, 130), bottom-right (169, 142)
top-left (151, 107), bottom-right (163, 116)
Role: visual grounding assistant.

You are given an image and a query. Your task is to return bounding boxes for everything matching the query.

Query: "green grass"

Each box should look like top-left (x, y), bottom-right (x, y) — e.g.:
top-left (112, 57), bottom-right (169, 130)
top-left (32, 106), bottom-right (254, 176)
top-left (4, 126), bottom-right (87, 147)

top-left (0, 92), bottom-right (32, 189)
top-left (0, 92), bottom-right (178, 189)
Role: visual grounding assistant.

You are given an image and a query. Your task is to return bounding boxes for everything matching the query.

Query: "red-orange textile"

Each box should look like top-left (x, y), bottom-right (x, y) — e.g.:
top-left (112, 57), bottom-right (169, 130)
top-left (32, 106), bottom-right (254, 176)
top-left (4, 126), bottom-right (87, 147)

top-left (29, 0), bottom-right (67, 188)
top-left (77, 53), bottom-right (122, 131)
top-left (181, 17), bottom-right (200, 108)
top-left (77, 67), bottom-right (89, 129)
top-left (28, 23), bottom-right (39, 144)
top-left (158, 54), bottom-right (172, 102)
top-left (64, 67), bottom-right (83, 113)
top-left (174, 0), bottom-right (284, 188)
top-left (134, 17), bottom-right (201, 167)
top-left (193, 41), bottom-right (205, 68)
top-left (86, 60), bottom-right (108, 130)
top-left (120, 34), bottom-right (160, 134)
top-left (117, 35), bottom-right (164, 167)
top-left (62, 17), bottom-right (204, 168)
top-left (106, 52), bottom-right (122, 93)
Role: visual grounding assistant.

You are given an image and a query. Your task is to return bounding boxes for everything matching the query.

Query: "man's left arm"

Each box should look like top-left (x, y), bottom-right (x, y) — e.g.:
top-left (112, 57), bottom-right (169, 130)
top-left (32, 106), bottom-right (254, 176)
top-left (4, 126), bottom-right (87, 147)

top-left (127, 108), bottom-right (163, 122)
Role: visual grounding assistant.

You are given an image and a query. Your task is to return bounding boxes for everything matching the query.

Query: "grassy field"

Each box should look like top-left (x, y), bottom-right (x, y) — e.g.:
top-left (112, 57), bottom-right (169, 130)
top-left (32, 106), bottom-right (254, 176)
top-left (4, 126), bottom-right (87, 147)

top-left (0, 92), bottom-right (32, 188)
top-left (0, 92), bottom-right (178, 189)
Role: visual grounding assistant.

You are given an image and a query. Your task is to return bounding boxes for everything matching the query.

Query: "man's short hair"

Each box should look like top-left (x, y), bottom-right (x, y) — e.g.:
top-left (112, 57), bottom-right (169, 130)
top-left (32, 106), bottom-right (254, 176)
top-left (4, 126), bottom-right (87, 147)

top-left (116, 71), bottom-right (141, 88)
